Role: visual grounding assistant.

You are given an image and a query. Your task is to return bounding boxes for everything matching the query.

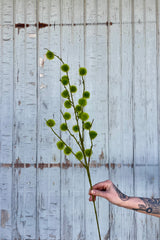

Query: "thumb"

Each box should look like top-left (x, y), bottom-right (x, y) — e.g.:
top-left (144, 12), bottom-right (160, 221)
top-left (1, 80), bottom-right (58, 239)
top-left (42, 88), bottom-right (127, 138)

top-left (90, 189), bottom-right (106, 198)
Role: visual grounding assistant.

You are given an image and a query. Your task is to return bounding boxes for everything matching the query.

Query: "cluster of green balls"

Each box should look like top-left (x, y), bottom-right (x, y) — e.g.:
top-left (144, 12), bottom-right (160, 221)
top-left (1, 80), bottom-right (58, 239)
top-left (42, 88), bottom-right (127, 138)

top-left (45, 50), bottom-right (97, 158)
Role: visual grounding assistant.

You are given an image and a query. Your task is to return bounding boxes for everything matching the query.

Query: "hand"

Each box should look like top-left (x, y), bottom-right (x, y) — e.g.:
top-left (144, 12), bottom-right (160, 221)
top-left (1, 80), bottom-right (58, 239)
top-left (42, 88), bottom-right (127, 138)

top-left (89, 180), bottom-right (127, 206)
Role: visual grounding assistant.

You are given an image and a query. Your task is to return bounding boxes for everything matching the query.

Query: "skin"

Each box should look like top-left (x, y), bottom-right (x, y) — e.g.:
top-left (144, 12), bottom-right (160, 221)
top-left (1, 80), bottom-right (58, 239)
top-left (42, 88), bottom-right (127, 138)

top-left (88, 180), bottom-right (160, 218)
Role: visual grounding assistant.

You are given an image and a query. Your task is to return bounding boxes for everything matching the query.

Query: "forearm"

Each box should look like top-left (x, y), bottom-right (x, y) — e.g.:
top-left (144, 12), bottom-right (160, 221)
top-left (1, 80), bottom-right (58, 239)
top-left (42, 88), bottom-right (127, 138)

top-left (120, 197), bottom-right (160, 217)
top-left (112, 184), bottom-right (160, 217)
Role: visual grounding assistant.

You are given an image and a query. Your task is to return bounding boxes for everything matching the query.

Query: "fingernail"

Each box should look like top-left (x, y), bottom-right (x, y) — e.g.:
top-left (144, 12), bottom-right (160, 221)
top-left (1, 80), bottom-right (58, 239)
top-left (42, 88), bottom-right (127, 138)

top-left (91, 190), bottom-right (94, 194)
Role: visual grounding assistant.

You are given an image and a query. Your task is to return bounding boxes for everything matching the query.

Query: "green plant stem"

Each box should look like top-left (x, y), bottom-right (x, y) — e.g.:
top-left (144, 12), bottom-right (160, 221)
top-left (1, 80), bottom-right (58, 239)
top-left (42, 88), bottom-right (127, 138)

top-left (60, 111), bottom-right (83, 152)
top-left (44, 118), bottom-right (86, 168)
top-left (86, 166), bottom-right (101, 240)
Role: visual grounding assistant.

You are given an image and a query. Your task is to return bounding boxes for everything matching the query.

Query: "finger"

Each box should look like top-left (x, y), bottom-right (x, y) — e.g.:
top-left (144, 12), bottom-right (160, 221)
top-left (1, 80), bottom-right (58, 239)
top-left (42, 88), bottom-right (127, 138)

top-left (90, 189), bottom-right (106, 198)
top-left (89, 195), bottom-right (96, 201)
top-left (92, 181), bottom-right (107, 190)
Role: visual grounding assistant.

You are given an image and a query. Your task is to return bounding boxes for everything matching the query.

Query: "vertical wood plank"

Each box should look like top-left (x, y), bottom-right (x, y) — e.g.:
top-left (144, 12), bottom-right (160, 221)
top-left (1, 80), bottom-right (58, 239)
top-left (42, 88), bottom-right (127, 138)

top-left (157, 0), bottom-right (160, 234)
top-left (0, 1), bottom-right (160, 239)
top-left (60, 1), bottom-right (85, 238)
top-left (12, 0), bottom-right (37, 238)
top-left (133, 0), bottom-right (147, 237)
top-left (84, 1), bottom-right (110, 239)
top-left (134, 0), bottom-right (159, 239)
top-left (110, 166), bottom-right (135, 240)
top-left (109, 0), bottom-right (134, 239)
top-left (0, 0), bottom-right (13, 239)
top-left (37, 0), bottom-right (61, 239)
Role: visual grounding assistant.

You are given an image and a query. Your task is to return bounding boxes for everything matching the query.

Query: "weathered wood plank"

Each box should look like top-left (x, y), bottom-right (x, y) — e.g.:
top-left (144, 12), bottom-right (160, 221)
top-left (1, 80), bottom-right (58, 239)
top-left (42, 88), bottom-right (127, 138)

top-left (60, 28), bottom-right (85, 240)
top-left (134, 1), bottom-right (159, 239)
top-left (12, 0), bottom-right (37, 239)
top-left (84, 1), bottom-right (110, 239)
top-left (110, 166), bottom-right (135, 240)
top-left (134, 166), bottom-right (159, 240)
top-left (0, 168), bottom-right (12, 239)
top-left (0, 0), bottom-right (13, 239)
top-left (108, 1), bottom-right (134, 239)
top-left (145, 166), bottom-right (160, 239)
top-left (37, 0), bottom-right (61, 239)
top-left (0, 0), bottom-right (160, 239)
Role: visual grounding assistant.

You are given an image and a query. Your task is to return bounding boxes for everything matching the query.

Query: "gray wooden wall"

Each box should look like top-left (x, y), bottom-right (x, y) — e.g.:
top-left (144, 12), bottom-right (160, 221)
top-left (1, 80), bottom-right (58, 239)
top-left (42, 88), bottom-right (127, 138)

top-left (0, 0), bottom-right (160, 239)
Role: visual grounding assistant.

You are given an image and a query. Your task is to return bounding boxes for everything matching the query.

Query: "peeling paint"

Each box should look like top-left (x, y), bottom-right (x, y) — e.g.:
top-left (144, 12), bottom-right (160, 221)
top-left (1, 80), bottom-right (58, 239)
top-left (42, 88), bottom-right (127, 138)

top-left (15, 21), bottom-right (113, 34)
top-left (110, 163), bottom-right (115, 169)
top-left (28, 33), bottom-right (36, 38)
top-left (40, 83), bottom-right (47, 89)
top-left (99, 150), bottom-right (104, 161)
top-left (1, 210), bottom-right (9, 228)
top-left (40, 73), bottom-right (44, 78)
top-left (0, 162), bottom-right (152, 169)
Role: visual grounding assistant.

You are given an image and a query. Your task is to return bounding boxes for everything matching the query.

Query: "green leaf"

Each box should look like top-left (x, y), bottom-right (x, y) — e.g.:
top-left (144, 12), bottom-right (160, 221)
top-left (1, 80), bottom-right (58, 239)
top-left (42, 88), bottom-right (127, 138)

top-left (60, 123), bottom-right (68, 131)
top-left (75, 105), bottom-right (81, 112)
top-left (57, 141), bottom-right (65, 150)
top-left (61, 75), bottom-right (69, 85)
top-left (72, 125), bottom-right (79, 132)
top-left (61, 89), bottom-right (69, 98)
top-left (78, 98), bottom-right (87, 107)
top-left (79, 67), bottom-right (87, 76)
top-left (61, 64), bottom-right (70, 72)
top-left (46, 119), bottom-right (55, 127)
top-left (89, 130), bottom-right (97, 140)
top-left (83, 91), bottom-right (90, 99)
top-left (70, 85), bottom-right (77, 93)
top-left (64, 100), bottom-right (72, 109)
top-left (64, 146), bottom-right (72, 155)
top-left (85, 149), bottom-right (92, 157)
top-left (84, 121), bottom-right (92, 130)
top-left (46, 50), bottom-right (54, 60)
top-left (63, 112), bottom-right (71, 120)
top-left (75, 151), bottom-right (83, 160)
top-left (79, 112), bottom-right (89, 121)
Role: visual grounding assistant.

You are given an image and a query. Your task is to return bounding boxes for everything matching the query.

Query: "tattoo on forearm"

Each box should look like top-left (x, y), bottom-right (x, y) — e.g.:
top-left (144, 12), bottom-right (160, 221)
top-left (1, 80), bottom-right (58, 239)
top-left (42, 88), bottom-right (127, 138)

top-left (133, 198), bottom-right (160, 215)
top-left (112, 184), bottom-right (129, 201)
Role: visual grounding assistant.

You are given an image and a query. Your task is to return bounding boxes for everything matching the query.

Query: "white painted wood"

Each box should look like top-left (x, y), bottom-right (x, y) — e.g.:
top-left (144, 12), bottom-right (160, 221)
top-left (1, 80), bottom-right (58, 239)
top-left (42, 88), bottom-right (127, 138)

top-left (37, 1), bottom-right (61, 239)
top-left (110, 166), bottom-right (135, 240)
top-left (0, 0), bottom-right (160, 239)
top-left (84, 2), bottom-right (110, 235)
top-left (0, 1), bottom-right (13, 239)
top-left (59, 1), bottom-right (85, 237)
top-left (11, 0), bottom-right (37, 239)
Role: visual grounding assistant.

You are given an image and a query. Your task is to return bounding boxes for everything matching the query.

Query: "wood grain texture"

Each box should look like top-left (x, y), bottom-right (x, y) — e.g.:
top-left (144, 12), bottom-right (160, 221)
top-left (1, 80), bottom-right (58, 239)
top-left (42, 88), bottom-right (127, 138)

top-left (0, 0), bottom-right (160, 239)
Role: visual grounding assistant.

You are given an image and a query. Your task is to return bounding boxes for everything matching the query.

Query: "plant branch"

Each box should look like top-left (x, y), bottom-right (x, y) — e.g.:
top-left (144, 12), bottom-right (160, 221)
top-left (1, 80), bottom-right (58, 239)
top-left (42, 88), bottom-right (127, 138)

top-left (44, 118), bottom-right (86, 168)
top-left (60, 110), bottom-right (83, 152)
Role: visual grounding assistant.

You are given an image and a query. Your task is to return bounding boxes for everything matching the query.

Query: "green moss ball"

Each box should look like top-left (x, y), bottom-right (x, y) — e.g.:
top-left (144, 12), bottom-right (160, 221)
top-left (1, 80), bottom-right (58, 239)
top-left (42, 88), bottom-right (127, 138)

top-left (64, 146), bottom-right (72, 155)
top-left (75, 105), bottom-right (81, 112)
top-left (84, 121), bottom-right (92, 130)
top-left (85, 149), bottom-right (92, 157)
top-left (61, 89), bottom-right (69, 98)
top-left (46, 50), bottom-right (54, 60)
top-left (60, 123), bottom-right (68, 131)
top-left (79, 112), bottom-right (89, 121)
top-left (61, 75), bottom-right (69, 85)
top-left (63, 112), bottom-right (71, 120)
top-left (70, 85), bottom-right (77, 93)
top-left (83, 91), bottom-right (90, 99)
top-left (46, 119), bottom-right (55, 127)
top-left (64, 100), bottom-right (72, 109)
top-left (79, 67), bottom-right (87, 76)
top-left (75, 151), bottom-right (83, 160)
top-left (78, 98), bottom-right (87, 107)
top-left (72, 125), bottom-right (79, 132)
top-left (57, 141), bottom-right (65, 150)
top-left (61, 64), bottom-right (70, 72)
top-left (89, 130), bottom-right (97, 140)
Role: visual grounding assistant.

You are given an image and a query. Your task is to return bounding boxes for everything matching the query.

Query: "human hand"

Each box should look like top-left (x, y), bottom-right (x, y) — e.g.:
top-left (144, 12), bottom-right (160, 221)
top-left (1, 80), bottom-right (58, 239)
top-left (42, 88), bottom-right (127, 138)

top-left (89, 180), bottom-right (128, 206)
